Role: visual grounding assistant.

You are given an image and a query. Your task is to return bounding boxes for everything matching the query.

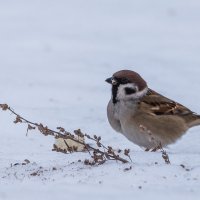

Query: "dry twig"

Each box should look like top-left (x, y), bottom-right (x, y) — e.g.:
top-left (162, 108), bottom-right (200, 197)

top-left (0, 103), bottom-right (131, 165)
top-left (139, 124), bottom-right (171, 164)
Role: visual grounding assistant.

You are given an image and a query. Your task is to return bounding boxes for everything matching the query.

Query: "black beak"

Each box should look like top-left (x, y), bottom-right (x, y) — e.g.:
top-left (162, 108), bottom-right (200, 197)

top-left (105, 77), bottom-right (112, 84)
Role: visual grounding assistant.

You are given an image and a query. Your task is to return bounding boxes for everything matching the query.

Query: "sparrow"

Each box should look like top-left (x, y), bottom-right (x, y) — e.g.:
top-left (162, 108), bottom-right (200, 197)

top-left (106, 70), bottom-right (200, 150)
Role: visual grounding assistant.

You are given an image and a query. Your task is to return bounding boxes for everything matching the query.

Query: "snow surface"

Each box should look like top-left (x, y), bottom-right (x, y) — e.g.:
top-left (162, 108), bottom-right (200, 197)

top-left (0, 0), bottom-right (200, 199)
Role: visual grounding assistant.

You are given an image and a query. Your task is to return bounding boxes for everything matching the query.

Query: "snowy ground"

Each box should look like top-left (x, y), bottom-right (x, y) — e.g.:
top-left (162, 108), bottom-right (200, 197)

top-left (0, 0), bottom-right (200, 199)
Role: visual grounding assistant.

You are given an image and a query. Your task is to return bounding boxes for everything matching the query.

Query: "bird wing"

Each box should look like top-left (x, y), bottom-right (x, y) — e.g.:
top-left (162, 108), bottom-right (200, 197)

top-left (141, 89), bottom-right (195, 116)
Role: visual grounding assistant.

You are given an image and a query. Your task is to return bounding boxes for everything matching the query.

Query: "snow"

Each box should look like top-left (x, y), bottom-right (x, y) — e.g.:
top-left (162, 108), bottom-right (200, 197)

top-left (0, 0), bottom-right (200, 199)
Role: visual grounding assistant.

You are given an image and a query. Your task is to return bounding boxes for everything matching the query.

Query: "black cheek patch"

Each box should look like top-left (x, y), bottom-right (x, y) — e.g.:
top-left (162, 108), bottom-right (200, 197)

top-left (125, 87), bottom-right (136, 95)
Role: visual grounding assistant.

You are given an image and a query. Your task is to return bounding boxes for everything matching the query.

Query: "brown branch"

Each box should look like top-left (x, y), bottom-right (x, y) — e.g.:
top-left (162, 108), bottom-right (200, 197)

top-left (159, 144), bottom-right (171, 164)
top-left (0, 103), bottom-right (130, 165)
top-left (139, 124), bottom-right (171, 164)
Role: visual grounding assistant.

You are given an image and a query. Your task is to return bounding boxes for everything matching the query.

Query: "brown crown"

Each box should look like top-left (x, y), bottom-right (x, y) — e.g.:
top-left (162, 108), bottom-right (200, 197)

top-left (113, 70), bottom-right (147, 91)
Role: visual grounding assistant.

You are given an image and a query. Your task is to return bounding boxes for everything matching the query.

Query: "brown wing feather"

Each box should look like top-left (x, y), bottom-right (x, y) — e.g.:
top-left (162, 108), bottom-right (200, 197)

top-left (140, 89), bottom-right (200, 128)
top-left (142, 89), bottom-right (193, 116)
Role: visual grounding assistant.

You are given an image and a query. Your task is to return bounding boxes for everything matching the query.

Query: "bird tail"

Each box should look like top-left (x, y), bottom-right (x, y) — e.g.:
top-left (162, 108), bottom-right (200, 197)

top-left (188, 114), bottom-right (200, 128)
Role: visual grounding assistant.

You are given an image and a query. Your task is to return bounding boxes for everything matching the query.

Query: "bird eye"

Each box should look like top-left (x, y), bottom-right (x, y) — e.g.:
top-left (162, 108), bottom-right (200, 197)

top-left (125, 87), bottom-right (136, 95)
top-left (111, 78), bottom-right (118, 85)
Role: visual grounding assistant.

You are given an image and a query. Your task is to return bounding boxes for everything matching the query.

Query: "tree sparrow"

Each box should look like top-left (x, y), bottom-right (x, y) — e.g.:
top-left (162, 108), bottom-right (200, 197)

top-left (106, 70), bottom-right (200, 149)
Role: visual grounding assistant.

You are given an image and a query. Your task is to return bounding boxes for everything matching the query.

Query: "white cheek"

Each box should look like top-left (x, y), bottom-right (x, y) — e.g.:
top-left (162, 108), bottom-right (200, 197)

top-left (117, 84), bottom-right (136, 100)
top-left (117, 87), bottom-right (125, 100)
top-left (132, 87), bottom-right (148, 99)
top-left (117, 84), bottom-right (148, 100)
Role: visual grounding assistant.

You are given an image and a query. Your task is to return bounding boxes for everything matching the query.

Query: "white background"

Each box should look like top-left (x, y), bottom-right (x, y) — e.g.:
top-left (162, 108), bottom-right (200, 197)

top-left (0, 1), bottom-right (200, 199)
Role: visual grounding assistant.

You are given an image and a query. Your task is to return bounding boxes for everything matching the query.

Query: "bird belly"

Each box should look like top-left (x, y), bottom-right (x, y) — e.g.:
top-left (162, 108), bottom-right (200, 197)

top-left (120, 123), bottom-right (156, 149)
top-left (120, 114), bottom-right (188, 149)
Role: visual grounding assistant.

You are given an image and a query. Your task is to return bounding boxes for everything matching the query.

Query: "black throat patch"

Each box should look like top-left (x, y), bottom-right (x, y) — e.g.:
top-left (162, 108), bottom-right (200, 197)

top-left (112, 84), bottom-right (119, 104)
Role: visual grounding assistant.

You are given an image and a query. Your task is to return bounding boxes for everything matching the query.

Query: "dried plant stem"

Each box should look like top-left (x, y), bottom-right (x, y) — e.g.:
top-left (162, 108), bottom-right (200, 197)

top-left (0, 104), bottom-right (130, 165)
top-left (139, 124), bottom-right (171, 164)
top-left (159, 144), bottom-right (171, 164)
